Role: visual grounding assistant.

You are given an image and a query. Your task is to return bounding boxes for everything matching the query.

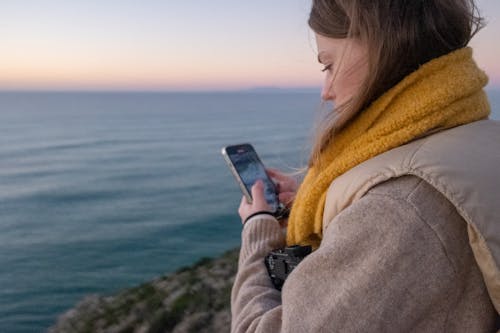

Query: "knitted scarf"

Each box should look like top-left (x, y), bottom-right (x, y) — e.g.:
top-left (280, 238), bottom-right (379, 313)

top-left (286, 47), bottom-right (490, 249)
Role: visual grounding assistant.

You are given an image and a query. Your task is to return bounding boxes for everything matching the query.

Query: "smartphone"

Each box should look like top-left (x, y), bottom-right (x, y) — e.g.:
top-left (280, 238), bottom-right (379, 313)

top-left (221, 143), bottom-right (280, 213)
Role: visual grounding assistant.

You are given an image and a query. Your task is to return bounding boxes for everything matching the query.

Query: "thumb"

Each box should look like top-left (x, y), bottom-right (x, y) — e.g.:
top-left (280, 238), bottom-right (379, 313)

top-left (251, 179), bottom-right (267, 205)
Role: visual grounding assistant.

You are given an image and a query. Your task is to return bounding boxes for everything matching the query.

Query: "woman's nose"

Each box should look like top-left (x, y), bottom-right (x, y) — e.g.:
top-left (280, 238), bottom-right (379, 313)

top-left (321, 80), bottom-right (334, 101)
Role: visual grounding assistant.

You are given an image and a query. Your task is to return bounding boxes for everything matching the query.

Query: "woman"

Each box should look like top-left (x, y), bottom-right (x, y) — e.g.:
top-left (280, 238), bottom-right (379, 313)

top-left (231, 0), bottom-right (500, 332)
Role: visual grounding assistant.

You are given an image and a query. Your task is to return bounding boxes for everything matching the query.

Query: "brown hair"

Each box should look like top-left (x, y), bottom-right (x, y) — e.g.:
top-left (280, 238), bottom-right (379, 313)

top-left (308, 0), bottom-right (484, 167)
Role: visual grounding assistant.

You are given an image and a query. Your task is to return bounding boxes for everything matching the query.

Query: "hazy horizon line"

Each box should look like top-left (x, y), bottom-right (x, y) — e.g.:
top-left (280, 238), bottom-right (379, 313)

top-left (1, 85), bottom-right (499, 94)
top-left (0, 86), bottom-right (323, 94)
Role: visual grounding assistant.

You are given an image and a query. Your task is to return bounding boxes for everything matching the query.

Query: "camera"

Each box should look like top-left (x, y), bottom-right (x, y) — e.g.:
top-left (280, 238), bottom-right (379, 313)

top-left (264, 245), bottom-right (312, 291)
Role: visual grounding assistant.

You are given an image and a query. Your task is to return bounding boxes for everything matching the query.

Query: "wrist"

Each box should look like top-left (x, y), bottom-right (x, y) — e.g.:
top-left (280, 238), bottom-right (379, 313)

top-left (243, 210), bottom-right (275, 225)
top-left (240, 214), bottom-right (286, 261)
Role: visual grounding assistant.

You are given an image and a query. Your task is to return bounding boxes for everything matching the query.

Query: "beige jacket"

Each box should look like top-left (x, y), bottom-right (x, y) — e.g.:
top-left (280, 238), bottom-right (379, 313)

top-left (231, 120), bottom-right (499, 332)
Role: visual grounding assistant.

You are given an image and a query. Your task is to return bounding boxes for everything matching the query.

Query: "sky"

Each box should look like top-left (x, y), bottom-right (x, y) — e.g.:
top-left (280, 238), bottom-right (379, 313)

top-left (1, 0), bottom-right (499, 91)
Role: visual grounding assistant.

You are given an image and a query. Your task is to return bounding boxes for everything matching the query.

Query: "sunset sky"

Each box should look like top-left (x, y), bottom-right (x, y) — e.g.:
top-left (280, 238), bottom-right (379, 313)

top-left (1, 0), bottom-right (499, 91)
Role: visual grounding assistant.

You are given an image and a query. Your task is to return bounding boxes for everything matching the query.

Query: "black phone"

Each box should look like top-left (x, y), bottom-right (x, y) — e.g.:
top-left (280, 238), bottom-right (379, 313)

top-left (221, 143), bottom-right (281, 214)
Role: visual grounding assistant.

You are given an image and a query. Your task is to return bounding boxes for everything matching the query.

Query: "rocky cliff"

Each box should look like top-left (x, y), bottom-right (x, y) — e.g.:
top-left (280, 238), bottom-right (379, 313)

top-left (48, 248), bottom-right (239, 333)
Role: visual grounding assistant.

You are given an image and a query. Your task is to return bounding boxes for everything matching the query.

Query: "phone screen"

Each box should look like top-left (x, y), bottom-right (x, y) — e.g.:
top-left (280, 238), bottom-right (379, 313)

top-left (224, 144), bottom-right (278, 212)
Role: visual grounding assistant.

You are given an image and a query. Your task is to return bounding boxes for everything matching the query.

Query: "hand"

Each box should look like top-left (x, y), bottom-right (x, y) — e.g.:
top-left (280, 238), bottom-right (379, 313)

top-left (266, 168), bottom-right (298, 210)
top-left (266, 168), bottom-right (299, 227)
top-left (238, 180), bottom-right (273, 224)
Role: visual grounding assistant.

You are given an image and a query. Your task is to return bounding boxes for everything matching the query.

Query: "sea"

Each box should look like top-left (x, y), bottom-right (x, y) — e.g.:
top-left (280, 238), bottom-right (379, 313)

top-left (1, 90), bottom-right (499, 333)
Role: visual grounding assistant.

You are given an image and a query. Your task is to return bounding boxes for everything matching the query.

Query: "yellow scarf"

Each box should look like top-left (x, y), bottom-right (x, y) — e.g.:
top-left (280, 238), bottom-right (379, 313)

top-left (287, 47), bottom-right (490, 249)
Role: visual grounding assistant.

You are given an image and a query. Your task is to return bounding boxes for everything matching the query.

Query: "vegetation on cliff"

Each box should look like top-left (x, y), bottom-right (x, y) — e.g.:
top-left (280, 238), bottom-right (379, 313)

top-left (48, 248), bottom-right (239, 333)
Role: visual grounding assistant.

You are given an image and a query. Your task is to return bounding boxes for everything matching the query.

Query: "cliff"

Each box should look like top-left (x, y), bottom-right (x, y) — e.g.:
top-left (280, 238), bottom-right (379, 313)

top-left (48, 248), bottom-right (239, 333)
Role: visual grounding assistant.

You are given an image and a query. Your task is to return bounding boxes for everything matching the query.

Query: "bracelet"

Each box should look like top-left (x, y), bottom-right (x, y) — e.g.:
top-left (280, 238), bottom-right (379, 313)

top-left (243, 211), bottom-right (275, 225)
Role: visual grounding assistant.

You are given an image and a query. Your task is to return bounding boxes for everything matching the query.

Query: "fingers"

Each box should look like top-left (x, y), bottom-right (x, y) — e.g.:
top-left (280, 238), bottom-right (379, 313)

top-left (278, 192), bottom-right (295, 208)
top-left (266, 168), bottom-right (298, 193)
top-left (238, 193), bottom-right (254, 220)
top-left (251, 180), bottom-right (267, 206)
top-left (238, 180), bottom-right (273, 223)
top-left (266, 168), bottom-right (290, 181)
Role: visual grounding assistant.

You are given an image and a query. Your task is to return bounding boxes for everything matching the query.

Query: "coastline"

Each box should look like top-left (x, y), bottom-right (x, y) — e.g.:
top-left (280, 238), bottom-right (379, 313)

top-left (48, 248), bottom-right (240, 333)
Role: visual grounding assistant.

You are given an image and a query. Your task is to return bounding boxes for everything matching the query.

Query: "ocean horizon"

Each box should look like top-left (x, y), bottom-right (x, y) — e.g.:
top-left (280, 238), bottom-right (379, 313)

top-left (1, 89), bottom-right (499, 332)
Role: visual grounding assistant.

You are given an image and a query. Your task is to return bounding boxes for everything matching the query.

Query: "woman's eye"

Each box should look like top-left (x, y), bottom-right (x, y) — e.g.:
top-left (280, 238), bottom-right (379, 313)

top-left (321, 64), bottom-right (332, 72)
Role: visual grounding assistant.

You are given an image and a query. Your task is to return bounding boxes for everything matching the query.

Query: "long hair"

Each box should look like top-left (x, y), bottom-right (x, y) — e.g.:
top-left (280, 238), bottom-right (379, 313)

top-left (308, 0), bottom-right (484, 167)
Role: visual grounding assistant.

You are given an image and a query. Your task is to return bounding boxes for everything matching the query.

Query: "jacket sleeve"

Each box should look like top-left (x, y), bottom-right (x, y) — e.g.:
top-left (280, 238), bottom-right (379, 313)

top-left (230, 215), bottom-right (286, 333)
top-left (230, 193), bottom-right (457, 333)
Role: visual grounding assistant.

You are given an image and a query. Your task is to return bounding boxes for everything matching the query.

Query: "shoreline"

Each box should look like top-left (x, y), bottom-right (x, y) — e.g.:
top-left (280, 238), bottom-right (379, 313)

top-left (48, 248), bottom-right (240, 333)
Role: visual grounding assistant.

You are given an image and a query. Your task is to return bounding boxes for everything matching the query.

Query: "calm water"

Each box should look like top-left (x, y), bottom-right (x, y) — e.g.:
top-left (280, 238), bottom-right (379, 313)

top-left (1, 90), bottom-right (499, 332)
top-left (0, 91), bottom-right (318, 332)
